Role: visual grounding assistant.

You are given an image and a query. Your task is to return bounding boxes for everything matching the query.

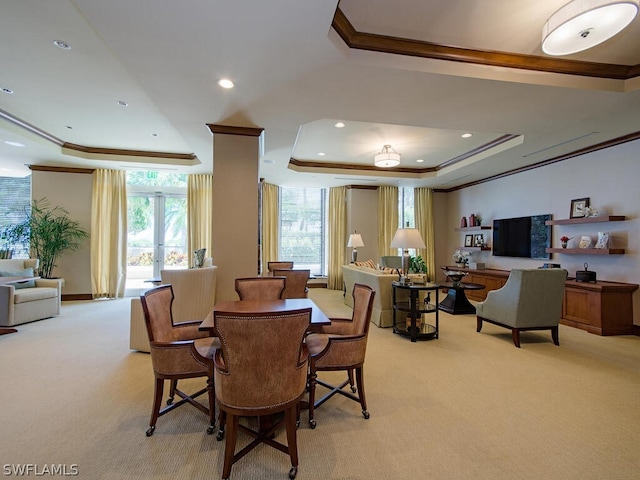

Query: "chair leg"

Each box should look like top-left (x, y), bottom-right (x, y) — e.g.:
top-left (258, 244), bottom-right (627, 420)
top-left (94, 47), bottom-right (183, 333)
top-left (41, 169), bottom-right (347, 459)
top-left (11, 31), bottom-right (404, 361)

top-left (476, 317), bottom-right (483, 332)
top-left (285, 406), bottom-right (299, 479)
top-left (512, 329), bottom-right (521, 348)
top-left (206, 374), bottom-right (216, 435)
top-left (551, 326), bottom-right (559, 346)
top-left (308, 365), bottom-right (317, 429)
top-left (147, 377), bottom-right (164, 436)
top-left (347, 369), bottom-right (356, 393)
top-left (355, 367), bottom-right (369, 419)
top-left (217, 410), bottom-right (226, 441)
top-left (221, 413), bottom-right (239, 480)
top-left (167, 379), bottom-right (178, 405)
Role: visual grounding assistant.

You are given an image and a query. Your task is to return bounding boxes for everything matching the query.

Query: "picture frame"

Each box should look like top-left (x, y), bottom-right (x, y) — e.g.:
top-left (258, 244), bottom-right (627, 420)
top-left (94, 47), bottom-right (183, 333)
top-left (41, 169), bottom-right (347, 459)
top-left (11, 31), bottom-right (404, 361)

top-left (578, 235), bottom-right (592, 248)
top-left (570, 197), bottom-right (590, 218)
top-left (474, 234), bottom-right (484, 247)
top-left (464, 234), bottom-right (473, 247)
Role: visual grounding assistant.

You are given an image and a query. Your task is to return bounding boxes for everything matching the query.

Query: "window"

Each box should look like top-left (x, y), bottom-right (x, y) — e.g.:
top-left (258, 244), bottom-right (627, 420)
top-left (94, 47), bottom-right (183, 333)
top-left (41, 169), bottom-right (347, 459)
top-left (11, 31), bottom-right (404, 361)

top-left (398, 187), bottom-right (415, 228)
top-left (126, 172), bottom-right (187, 292)
top-left (0, 175), bottom-right (31, 258)
top-left (279, 187), bottom-right (327, 276)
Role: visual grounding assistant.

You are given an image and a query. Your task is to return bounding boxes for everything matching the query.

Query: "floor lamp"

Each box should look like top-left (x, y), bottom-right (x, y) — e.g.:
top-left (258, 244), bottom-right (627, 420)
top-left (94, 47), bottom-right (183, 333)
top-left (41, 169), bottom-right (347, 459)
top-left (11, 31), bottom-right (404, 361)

top-left (347, 232), bottom-right (364, 263)
top-left (390, 224), bottom-right (426, 284)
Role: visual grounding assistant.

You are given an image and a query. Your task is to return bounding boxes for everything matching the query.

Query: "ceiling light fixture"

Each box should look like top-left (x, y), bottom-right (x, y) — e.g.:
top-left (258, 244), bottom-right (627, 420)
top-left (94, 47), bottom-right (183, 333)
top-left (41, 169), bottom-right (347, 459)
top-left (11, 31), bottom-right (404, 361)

top-left (542, 0), bottom-right (639, 56)
top-left (318, 152), bottom-right (325, 156)
top-left (4, 140), bottom-right (25, 147)
top-left (218, 79), bottom-right (234, 89)
top-left (334, 122), bottom-right (345, 128)
top-left (374, 144), bottom-right (401, 168)
top-left (117, 100), bottom-right (129, 107)
top-left (462, 133), bottom-right (473, 138)
top-left (53, 40), bottom-right (71, 50)
top-left (1, 87), bottom-right (14, 94)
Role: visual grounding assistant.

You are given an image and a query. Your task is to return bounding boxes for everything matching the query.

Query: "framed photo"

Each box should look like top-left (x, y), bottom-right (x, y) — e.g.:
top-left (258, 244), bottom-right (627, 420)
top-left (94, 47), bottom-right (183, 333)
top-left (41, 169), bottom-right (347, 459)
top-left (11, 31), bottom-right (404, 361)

top-left (570, 197), bottom-right (590, 218)
top-left (464, 234), bottom-right (473, 247)
top-left (474, 234), bottom-right (484, 247)
top-left (578, 235), bottom-right (592, 248)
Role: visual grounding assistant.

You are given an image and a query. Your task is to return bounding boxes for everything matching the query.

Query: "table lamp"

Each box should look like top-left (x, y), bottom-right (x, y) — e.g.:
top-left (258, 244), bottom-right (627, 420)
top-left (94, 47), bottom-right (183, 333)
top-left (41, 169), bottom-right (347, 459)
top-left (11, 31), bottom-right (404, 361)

top-left (347, 232), bottom-right (364, 263)
top-left (390, 223), bottom-right (426, 284)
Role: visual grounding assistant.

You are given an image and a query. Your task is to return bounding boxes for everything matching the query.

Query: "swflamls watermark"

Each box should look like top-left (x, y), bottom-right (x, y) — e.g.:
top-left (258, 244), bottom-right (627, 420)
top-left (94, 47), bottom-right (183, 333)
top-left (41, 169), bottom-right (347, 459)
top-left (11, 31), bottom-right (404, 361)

top-left (3, 465), bottom-right (79, 477)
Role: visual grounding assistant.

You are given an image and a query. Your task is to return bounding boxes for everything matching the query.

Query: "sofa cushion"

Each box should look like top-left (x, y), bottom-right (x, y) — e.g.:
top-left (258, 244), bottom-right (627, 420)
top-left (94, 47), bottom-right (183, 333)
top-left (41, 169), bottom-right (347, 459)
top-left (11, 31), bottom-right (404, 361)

top-left (13, 286), bottom-right (59, 304)
top-left (354, 259), bottom-right (377, 269)
top-left (0, 268), bottom-right (36, 289)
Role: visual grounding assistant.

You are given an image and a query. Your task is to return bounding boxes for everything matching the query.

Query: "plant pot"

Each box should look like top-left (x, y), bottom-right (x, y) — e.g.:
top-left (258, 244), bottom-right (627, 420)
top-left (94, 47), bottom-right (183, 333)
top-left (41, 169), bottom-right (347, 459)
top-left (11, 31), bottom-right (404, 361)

top-left (561, 241), bottom-right (567, 248)
top-left (456, 262), bottom-right (466, 268)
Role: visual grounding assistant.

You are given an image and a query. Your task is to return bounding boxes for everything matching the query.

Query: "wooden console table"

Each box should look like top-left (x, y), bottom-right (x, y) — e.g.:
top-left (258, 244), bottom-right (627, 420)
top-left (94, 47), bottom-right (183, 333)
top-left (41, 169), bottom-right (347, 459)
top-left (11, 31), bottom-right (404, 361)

top-left (441, 266), bottom-right (638, 336)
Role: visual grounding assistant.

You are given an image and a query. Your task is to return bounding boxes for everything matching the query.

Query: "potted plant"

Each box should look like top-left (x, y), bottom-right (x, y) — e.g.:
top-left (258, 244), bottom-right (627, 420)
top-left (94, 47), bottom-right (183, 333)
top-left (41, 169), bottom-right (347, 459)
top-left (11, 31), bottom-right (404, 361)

top-left (7, 198), bottom-right (89, 278)
top-left (452, 249), bottom-right (470, 267)
top-left (409, 255), bottom-right (427, 283)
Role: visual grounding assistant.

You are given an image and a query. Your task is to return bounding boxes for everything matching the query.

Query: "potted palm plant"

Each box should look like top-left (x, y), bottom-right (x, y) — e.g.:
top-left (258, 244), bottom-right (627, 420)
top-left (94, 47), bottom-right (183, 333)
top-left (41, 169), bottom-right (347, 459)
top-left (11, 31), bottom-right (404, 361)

top-left (6, 198), bottom-right (89, 278)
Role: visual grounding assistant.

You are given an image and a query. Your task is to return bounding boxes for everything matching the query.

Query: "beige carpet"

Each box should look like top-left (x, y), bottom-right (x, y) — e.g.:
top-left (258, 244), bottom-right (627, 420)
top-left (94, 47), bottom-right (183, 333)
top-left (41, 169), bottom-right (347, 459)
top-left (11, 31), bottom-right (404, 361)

top-left (1, 289), bottom-right (640, 480)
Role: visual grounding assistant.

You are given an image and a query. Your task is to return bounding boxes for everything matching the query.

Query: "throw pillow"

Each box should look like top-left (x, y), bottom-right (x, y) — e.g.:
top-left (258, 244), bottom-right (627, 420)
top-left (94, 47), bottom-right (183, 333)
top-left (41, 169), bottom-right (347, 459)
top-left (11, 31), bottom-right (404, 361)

top-left (0, 267), bottom-right (36, 289)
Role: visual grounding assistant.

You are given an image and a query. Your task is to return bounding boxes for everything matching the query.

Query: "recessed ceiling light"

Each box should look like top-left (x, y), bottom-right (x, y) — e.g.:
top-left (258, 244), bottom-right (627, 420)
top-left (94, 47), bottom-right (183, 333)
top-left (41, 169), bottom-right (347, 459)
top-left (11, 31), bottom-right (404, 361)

top-left (66, 125), bottom-right (73, 129)
top-left (334, 122), bottom-right (346, 128)
top-left (53, 40), bottom-right (71, 50)
top-left (462, 133), bottom-right (473, 138)
top-left (117, 100), bottom-right (129, 107)
top-left (151, 133), bottom-right (158, 137)
top-left (263, 159), bottom-right (275, 164)
top-left (4, 140), bottom-right (25, 147)
top-left (416, 159), bottom-right (424, 163)
top-left (218, 79), bottom-right (235, 89)
top-left (318, 152), bottom-right (326, 156)
top-left (1, 87), bottom-right (13, 94)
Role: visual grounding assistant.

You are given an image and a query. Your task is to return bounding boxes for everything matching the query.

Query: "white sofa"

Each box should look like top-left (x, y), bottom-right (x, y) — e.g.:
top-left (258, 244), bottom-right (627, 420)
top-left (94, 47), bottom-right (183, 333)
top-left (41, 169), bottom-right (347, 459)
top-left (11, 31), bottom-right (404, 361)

top-left (342, 264), bottom-right (407, 328)
top-left (130, 266), bottom-right (218, 352)
top-left (0, 258), bottom-right (63, 327)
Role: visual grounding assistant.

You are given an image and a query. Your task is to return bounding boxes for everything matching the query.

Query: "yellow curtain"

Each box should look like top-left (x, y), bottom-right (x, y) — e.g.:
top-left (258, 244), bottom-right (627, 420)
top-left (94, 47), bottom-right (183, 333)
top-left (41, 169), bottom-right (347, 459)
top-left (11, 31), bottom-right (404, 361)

top-left (187, 174), bottom-right (213, 267)
top-left (90, 169), bottom-right (127, 298)
top-left (415, 187), bottom-right (436, 281)
top-left (328, 186), bottom-right (347, 290)
top-left (377, 186), bottom-right (399, 260)
top-left (261, 182), bottom-right (279, 275)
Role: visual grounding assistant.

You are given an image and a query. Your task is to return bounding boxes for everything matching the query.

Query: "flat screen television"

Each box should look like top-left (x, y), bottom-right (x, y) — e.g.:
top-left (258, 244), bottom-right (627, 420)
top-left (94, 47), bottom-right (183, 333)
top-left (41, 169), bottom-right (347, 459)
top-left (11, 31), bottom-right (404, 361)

top-left (492, 214), bottom-right (551, 259)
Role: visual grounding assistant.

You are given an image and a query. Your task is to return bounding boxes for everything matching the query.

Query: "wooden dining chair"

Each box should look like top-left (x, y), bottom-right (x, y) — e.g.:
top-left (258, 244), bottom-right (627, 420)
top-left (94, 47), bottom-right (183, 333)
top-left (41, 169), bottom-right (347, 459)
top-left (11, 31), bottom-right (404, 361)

top-left (305, 283), bottom-right (375, 428)
top-left (266, 261), bottom-right (294, 275)
top-left (274, 269), bottom-right (310, 299)
top-left (140, 285), bottom-right (219, 436)
top-left (234, 276), bottom-right (285, 301)
top-left (213, 307), bottom-right (311, 479)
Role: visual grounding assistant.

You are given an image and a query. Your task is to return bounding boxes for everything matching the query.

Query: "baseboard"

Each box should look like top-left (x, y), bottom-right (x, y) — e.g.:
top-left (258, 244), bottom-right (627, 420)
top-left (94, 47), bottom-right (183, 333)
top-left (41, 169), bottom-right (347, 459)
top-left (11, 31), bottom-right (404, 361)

top-left (62, 294), bottom-right (93, 301)
top-left (633, 324), bottom-right (640, 337)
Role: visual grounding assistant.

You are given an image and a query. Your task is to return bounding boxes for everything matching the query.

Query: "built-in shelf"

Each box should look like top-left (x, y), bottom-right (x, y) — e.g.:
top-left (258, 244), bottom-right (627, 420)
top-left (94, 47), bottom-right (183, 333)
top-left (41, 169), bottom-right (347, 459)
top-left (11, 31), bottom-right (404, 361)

top-left (545, 215), bottom-right (625, 226)
top-left (546, 248), bottom-right (625, 255)
top-left (460, 246), bottom-right (491, 251)
top-left (455, 225), bottom-right (492, 232)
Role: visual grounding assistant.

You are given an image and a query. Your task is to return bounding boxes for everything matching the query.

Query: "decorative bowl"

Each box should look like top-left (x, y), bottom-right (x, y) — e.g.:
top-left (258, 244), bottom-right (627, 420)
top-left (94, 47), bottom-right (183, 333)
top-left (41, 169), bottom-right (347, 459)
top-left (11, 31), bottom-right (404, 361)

top-left (443, 270), bottom-right (468, 284)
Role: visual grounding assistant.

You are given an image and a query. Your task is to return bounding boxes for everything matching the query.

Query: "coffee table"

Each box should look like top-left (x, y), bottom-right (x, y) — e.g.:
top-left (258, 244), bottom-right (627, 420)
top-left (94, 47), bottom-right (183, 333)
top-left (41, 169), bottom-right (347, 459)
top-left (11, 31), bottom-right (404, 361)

top-left (438, 281), bottom-right (485, 315)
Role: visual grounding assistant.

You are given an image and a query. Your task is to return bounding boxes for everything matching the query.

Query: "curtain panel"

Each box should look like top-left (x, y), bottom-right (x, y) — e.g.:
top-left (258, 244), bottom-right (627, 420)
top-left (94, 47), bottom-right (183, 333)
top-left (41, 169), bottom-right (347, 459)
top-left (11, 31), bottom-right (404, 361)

top-left (414, 187), bottom-right (436, 281)
top-left (328, 186), bottom-right (347, 290)
top-left (90, 169), bottom-right (127, 298)
top-left (187, 174), bottom-right (213, 266)
top-left (261, 182), bottom-right (279, 275)
top-left (377, 186), bottom-right (399, 261)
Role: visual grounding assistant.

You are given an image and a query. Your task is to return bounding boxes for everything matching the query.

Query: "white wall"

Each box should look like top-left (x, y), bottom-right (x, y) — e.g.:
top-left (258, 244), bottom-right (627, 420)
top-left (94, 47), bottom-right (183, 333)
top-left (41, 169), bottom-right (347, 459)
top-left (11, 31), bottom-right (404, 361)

top-left (32, 170), bottom-right (92, 295)
top-left (347, 187), bottom-right (378, 264)
top-left (438, 138), bottom-right (640, 325)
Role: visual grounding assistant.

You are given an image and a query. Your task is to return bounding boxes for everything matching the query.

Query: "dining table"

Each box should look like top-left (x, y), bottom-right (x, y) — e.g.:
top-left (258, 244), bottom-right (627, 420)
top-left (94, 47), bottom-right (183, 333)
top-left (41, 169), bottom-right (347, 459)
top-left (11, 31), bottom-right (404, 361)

top-left (0, 276), bottom-right (40, 335)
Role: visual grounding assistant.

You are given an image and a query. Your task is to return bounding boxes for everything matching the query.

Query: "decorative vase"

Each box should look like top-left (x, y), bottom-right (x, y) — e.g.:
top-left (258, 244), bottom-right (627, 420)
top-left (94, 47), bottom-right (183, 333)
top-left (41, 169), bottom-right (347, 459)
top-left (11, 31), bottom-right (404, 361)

top-left (461, 216), bottom-right (467, 228)
top-left (469, 214), bottom-right (475, 227)
top-left (456, 262), bottom-right (465, 268)
top-left (561, 241), bottom-right (567, 249)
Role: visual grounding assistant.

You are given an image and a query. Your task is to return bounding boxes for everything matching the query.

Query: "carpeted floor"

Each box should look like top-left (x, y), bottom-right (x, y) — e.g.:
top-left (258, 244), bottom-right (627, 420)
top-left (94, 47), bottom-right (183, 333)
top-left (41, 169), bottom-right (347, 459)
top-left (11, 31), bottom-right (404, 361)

top-left (1, 289), bottom-right (639, 480)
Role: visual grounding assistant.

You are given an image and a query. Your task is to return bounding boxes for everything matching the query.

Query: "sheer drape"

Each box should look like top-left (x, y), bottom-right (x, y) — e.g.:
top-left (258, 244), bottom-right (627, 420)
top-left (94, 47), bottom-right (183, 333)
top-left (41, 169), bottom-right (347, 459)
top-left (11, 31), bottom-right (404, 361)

top-left (187, 174), bottom-right (213, 265)
top-left (377, 186), bottom-right (399, 260)
top-left (328, 186), bottom-right (347, 290)
top-left (91, 169), bottom-right (127, 298)
top-left (414, 187), bottom-right (436, 281)
top-left (261, 182), bottom-right (279, 275)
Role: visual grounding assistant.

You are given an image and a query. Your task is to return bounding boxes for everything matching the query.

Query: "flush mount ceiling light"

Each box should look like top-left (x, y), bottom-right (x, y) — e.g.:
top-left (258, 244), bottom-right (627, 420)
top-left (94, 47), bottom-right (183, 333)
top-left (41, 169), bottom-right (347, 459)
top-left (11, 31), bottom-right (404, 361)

top-left (53, 40), bottom-right (71, 50)
top-left (218, 78), bottom-right (234, 89)
top-left (374, 144), bottom-right (401, 168)
top-left (542, 0), bottom-right (639, 56)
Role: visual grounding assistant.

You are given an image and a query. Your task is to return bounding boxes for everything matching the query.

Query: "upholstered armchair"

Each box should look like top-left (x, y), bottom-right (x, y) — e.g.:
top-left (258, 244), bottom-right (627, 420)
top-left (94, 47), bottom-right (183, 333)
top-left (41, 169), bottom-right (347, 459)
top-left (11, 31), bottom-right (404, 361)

top-left (266, 261), bottom-right (294, 276)
top-left (274, 269), bottom-right (310, 299)
top-left (130, 266), bottom-right (217, 352)
top-left (234, 276), bottom-right (285, 300)
top-left (475, 268), bottom-right (567, 348)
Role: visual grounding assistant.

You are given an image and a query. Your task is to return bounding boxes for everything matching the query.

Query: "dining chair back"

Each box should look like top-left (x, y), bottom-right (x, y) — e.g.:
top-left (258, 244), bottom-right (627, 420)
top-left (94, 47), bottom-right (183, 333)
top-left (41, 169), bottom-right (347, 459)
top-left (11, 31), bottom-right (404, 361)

top-left (274, 269), bottom-right (310, 299)
top-left (266, 261), bottom-right (294, 275)
top-left (140, 284), bottom-right (216, 436)
top-left (234, 276), bottom-right (286, 300)
top-left (305, 283), bottom-right (375, 428)
top-left (213, 307), bottom-right (311, 479)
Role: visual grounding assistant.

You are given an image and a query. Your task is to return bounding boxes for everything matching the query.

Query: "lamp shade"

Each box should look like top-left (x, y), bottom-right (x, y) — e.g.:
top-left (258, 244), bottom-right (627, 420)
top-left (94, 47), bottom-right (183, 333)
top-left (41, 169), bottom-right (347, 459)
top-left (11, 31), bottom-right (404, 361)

top-left (390, 228), bottom-right (426, 249)
top-left (374, 145), bottom-right (401, 168)
top-left (542, 0), bottom-right (639, 56)
top-left (347, 233), bottom-right (364, 248)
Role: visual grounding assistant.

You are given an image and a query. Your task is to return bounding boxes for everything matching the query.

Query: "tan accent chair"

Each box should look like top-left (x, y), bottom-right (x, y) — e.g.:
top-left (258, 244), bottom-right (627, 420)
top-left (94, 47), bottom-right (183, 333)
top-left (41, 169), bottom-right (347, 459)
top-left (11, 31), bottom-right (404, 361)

top-left (130, 266), bottom-right (217, 352)
top-left (305, 283), bottom-right (376, 428)
top-left (266, 261), bottom-right (293, 276)
top-left (0, 258), bottom-right (63, 328)
top-left (234, 276), bottom-right (285, 300)
top-left (475, 269), bottom-right (568, 348)
top-left (140, 285), bottom-right (219, 436)
top-left (213, 307), bottom-right (311, 480)
top-left (274, 269), bottom-right (310, 299)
